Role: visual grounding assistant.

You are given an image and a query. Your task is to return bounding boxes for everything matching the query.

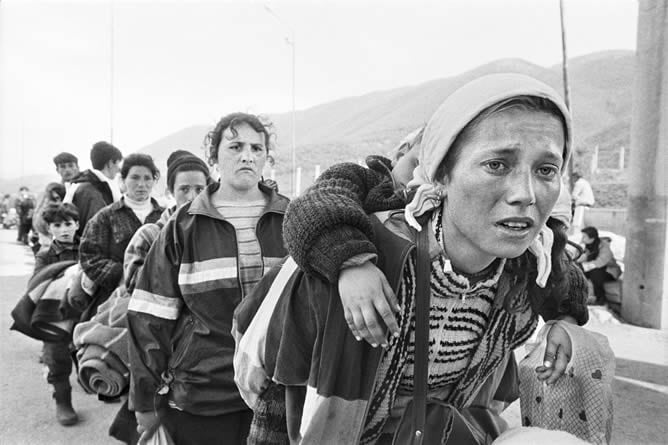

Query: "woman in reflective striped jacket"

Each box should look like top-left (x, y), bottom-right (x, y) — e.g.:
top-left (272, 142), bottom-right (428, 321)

top-left (127, 112), bottom-right (289, 445)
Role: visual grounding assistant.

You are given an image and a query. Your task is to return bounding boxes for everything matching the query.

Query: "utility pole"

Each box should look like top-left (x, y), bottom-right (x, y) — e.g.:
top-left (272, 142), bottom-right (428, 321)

top-left (623, 0), bottom-right (668, 329)
top-left (559, 0), bottom-right (574, 190)
top-left (264, 4), bottom-right (296, 196)
top-left (109, 0), bottom-right (115, 144)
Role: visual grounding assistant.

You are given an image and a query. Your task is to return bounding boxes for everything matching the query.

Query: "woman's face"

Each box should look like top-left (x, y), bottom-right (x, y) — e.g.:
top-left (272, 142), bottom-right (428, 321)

top-left (581, 233), bottom-right (594, 245)
top-left (172, 170), bottom-right (207, 207)
top-left (123, 165), bottom-right (155, 202)
top-left (217, 122), bottom-right (267, 194)
top-left (440, 107), bottom-right (564, 271)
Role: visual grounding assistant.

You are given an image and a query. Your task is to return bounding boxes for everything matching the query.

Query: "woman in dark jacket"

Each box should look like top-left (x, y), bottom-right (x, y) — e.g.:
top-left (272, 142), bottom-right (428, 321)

top-left (127, 113), bottom-right (289, 445)
top-left (577, 226), bottom-right (622, 305)
top-left (78, 154), bottom-right (163, 311)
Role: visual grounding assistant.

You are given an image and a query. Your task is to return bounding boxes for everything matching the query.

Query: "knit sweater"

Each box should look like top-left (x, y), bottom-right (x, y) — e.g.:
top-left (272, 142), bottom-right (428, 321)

top-left (399, 253), bottom-right (504, 392)
top-left (284, 159), bottom-right (589, 325)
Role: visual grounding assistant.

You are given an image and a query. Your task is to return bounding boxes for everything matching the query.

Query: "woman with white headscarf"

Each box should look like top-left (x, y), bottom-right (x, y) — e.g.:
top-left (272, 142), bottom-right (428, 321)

top-left (233, 74), bottom-right (596, 444)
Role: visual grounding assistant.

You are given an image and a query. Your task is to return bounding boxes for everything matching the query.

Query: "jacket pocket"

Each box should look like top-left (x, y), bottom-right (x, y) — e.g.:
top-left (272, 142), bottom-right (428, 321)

top-left (169, 315), bottom-right (196, 370)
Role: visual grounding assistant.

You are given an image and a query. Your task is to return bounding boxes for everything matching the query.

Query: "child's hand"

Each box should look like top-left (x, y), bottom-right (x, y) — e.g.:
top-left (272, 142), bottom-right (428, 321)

top-left (535, 323), bottom-right (572, 385)
top-left (338, 261), bottom-right (400, 348)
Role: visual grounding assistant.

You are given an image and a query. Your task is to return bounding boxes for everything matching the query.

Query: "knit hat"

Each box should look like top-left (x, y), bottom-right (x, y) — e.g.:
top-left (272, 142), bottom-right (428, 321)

top-left (166, 150), bottom-right (210, 192)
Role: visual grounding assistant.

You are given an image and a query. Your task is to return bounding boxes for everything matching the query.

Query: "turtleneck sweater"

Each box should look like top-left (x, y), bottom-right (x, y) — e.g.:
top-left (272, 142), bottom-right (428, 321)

top-left (124, 195), bottom-right (153, 223)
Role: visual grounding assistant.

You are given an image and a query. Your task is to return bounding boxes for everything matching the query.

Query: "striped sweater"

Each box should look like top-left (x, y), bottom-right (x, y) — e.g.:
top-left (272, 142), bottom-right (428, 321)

top-left (215, 198), bottom-right (268, 298)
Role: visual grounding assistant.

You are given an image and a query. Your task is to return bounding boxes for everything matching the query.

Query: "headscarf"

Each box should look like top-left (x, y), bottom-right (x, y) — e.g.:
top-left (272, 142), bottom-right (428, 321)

top-left (404, 73), bottom-right (573, 287)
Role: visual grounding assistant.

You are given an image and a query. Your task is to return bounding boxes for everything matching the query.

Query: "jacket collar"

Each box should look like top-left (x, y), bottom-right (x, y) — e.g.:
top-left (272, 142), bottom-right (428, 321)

top-left (188, 181), bottom-right (289, 221)
top-left (50, 238), bottom-right (79, 255)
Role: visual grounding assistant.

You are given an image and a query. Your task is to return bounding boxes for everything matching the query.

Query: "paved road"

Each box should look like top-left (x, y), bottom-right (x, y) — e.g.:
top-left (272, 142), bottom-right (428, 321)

top-left (0, 229), bottom-right (118, 444)
top-left (0, 228), bottom-right (666, 444)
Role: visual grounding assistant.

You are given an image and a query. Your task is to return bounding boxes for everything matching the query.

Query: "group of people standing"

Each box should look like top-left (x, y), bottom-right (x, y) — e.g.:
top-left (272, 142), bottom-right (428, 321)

top-left (16, 73), bottom-right (615, 445)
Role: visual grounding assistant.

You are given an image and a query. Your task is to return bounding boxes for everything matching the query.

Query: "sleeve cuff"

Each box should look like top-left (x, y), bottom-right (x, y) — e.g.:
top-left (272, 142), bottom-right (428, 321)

top-left (341, 253), bottom-right (378, 269)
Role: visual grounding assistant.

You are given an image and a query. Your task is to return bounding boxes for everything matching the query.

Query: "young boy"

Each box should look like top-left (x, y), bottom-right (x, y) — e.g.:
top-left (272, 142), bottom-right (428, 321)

top-left (34, 202), bottom-right (80, 426)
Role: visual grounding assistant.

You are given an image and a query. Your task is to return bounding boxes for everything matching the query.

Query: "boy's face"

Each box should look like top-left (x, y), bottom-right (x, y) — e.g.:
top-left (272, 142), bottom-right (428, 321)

top-left (56, 162), bottom-right (79, 182)
top-left (48, 219), bottom-right (79, 243)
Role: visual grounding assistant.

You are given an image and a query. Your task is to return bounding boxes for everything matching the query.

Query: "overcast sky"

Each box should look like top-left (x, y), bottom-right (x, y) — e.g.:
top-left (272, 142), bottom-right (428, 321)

top-left (0, 0), bottom-right (637, 180)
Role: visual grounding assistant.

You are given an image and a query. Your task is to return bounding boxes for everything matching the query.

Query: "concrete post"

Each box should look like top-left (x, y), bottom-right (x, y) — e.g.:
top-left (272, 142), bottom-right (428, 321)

top-left (622, 0), bottom-right (668, 329)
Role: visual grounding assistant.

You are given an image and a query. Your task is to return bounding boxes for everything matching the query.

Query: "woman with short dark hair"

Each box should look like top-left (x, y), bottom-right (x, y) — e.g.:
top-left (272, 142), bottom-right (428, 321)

top-left (79, 153), bottom-right (164, 312)
top-left (127, 113), bottom-right (289, 445)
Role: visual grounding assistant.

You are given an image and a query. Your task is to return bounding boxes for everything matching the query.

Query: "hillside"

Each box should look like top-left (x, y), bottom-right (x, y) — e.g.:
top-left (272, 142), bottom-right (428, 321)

top-left (4, 51), bottom-right (633, 203)
top-left (136, 50), bottom-right (635, 201)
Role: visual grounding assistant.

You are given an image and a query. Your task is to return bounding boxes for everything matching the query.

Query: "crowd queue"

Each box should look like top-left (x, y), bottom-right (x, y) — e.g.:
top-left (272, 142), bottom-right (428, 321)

top-left (8, 74), bottom-right (615, 445)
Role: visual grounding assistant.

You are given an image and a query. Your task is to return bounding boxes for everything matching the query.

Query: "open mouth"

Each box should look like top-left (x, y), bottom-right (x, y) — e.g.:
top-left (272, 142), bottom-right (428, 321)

top-left (495, 217), bottom-right (534, 231)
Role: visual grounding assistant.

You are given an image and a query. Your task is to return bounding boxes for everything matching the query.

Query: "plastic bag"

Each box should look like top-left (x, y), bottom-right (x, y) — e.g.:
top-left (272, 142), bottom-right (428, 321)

top-left (140, 425), bottom-right (175, 445)
top-left (518, 321), bottom-right (615, 445)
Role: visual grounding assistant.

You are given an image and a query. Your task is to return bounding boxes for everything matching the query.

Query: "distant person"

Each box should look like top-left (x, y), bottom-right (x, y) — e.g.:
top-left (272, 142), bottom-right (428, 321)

top-left (0, 193), bottom-right (11, 222)
top-left (33, 202), bottom-right (81, 426)
top-left (31, 182), bottom-right (67, 253)
top-left (64, 141), bottom-right (123, 237)
top-left (15, 186), bottom-right (35, 245)
top-left (78, 153), bottom-right (163, 315)
top-left (571, 171), bottom-right (595, 231)
top-left (577, 226), bottom-right (622, 305)
top-left (53, 152), bottom-right (80, 185)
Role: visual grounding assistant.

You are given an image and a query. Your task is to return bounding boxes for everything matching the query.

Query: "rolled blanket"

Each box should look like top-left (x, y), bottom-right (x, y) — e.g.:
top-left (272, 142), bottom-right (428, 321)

top-left (10, 261), bottom-right (78, 342)
top-left (31, 265), bottom-right (79, 341)
top-left (73, 287), bottom-right (131, 397)
top-left (77, 344), bottom-right (129, 397)
top-left (518, 321), bottom-right (615, 445)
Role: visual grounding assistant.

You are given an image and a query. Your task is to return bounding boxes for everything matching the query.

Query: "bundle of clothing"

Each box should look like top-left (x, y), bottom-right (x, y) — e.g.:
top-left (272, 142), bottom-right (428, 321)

top-left (72, 287), bottom-right (131, 399)
top-left (10, 261), bottom-right (81, 342)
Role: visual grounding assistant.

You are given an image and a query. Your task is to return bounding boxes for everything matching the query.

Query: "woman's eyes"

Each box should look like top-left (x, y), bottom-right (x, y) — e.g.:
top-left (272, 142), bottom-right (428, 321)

top-left (483, 160), bottom-right (508, 174)
top-left (537, 165), bottom-right (559, 178)
top-left (130, 175), bottom-right (153, 181)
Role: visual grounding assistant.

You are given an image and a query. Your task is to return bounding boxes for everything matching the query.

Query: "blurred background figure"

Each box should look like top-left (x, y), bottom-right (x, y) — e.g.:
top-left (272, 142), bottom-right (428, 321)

top-left (15, 186), bottom-right (35, 245)
top-left (577, 226), bottom-right (622, 306)
top-left (570, 171), bottom-right (595, 232)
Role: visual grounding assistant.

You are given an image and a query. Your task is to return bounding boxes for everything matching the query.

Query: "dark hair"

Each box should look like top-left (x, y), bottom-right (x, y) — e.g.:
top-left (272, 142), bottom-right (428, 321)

top-left (498, 216), bottom-right (575, 315)
top-left (435, 96), bottom-right (568, 181)
top-left (120, 153), bottom-right (160, 180)
top-left (44, 182), bottom-right (66, 201)
top-left (19, 186), bottom-right (29, 192)
top-left (166, 150), bottom-right (210, 192)
top-left (90, 141), bottom-right (123, 170)
top-left (53, 152), bottom-right (79, 166)
top-left (204, 112), bottom-right (274, 166)
top-left (581, 226), bottom-right (601, 261)
top-left (42, 202), bottom-right (79, 224)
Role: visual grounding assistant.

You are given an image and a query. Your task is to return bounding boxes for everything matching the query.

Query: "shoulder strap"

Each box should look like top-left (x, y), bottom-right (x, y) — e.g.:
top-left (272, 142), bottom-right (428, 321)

top-left (412, 224), bottom-right (430, 445)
